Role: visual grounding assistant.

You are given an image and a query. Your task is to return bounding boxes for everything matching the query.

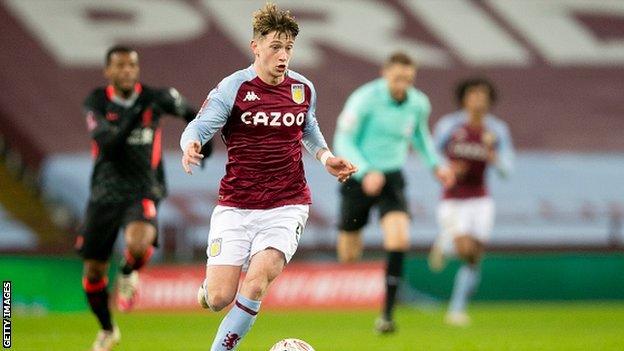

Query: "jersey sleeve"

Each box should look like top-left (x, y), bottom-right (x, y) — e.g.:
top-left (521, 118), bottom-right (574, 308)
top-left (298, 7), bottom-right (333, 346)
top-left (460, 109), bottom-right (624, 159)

top-left (84, 92), bottom-right (139, 157)
top-left (333, 88), bottom-right (373, 177)
top-left (179, 77), bottom-right (239, 151)
top-left (410, 95), bottom-right (440, 169)
top-left (157, 87), bottom-right (197, 122)
top-left (433, 113), bottom-right (461, 155)
top-left (157, 87), bottom-right (214, 160)
top-left (489, 118), bottom-right (515, 178)
top-left (301, 81), bottom-right (329, 157)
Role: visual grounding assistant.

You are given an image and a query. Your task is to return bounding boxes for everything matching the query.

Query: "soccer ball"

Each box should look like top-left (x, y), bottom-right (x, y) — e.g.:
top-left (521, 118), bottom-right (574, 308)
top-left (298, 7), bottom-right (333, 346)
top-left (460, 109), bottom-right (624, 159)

top-left (269, 338), bottom-right (315, 351)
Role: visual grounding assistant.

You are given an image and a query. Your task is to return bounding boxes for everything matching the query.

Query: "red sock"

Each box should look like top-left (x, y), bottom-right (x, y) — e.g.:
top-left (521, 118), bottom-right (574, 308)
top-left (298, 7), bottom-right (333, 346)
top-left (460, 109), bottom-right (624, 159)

top-left (121, 246), bottom-right (154, 274)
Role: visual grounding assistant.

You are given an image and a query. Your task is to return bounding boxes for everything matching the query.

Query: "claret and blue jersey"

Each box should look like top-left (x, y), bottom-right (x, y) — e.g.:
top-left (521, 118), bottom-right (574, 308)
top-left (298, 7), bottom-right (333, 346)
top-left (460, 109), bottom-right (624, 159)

top-left (180, 66), bottom-right (328, 209)
top-left (434, 110), bottom-right (515, 199)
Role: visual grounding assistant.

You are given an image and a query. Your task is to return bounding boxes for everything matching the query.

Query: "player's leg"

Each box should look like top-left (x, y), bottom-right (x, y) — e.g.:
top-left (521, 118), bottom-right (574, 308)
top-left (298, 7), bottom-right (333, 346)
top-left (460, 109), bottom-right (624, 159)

top-left (78, 201), bottom-right (122, 350)
top-left (122, 222), bottom-right (156, 272)
top-left (447, 235), bottom-right (483, 326)
top-left (210, 249), bottom-right (284, 351)
top-left (337, 230), bottom-right (363, 263)
top-left (447, 198), bottom-right (493, 326)
top-left (209, 205), bottom-right (308, 351)
top-left (117, 199), bottom-right (158, 312)
top-left (198, 206), bottom-right (250, 312)
top-left (337, 178), bottom-right (373, 263)
top-left (429, 200), bottom-right (458, 272)
top-left (375, 210), bottom-right (410, 333)
top-left (375, 171), bottom-right (410, 333)
top-left (83, 260), bottom-right (113, 329)
top-left (200, 265), bottom-right (242, 311)
top-left (83, 260), bottom-right (121, 351)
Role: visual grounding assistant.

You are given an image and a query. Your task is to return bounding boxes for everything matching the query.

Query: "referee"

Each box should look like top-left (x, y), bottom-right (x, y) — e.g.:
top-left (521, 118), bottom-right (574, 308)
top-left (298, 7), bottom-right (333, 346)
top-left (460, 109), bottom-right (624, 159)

top-left (333, 52), bottom-right (454, 334)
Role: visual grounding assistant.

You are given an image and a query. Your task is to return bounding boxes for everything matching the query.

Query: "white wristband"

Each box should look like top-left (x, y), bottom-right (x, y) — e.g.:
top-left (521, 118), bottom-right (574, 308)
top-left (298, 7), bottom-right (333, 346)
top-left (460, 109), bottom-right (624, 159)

top-left (319, 150), bottom-right (334, 166)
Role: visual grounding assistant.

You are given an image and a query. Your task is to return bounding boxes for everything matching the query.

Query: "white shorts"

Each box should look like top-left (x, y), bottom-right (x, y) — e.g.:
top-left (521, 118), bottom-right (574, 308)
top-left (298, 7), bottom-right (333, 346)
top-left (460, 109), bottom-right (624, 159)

top-left (437, 197), bottom-right (495, 243)
top-left (206, 204), bottom-right (309, 266)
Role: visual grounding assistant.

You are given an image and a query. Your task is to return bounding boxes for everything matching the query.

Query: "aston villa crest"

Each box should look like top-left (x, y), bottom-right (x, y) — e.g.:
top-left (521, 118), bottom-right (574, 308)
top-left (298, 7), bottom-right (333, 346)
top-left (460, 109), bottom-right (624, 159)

top-left (209, 238), bottom-right (222, 257)
top-left (291, 84), bottom-right (305, 104)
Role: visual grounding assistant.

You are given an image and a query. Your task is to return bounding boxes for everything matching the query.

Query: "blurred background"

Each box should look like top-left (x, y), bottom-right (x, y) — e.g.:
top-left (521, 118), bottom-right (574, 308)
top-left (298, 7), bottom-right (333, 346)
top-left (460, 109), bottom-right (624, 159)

top-left (1, 0), bottom-right (623, 350)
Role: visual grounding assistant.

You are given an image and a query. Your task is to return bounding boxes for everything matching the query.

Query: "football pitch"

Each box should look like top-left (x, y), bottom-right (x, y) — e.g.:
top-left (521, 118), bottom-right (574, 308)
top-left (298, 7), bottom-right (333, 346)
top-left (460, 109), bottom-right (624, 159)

top-left (13, 302), bottom-right (624, 351)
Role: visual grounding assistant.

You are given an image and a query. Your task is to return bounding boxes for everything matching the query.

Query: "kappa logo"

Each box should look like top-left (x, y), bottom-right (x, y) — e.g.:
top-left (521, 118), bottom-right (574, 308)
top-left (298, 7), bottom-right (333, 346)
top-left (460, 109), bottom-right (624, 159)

top-left (243, 91), bottom-right (260, 102)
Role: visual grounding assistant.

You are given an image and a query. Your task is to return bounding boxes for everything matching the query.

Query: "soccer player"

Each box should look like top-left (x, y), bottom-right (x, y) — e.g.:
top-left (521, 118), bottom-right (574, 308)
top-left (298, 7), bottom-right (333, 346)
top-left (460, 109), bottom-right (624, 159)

top-left (333, 52), bottom-right (454, 334)
top-left (79, 45), bottom-right (212, 351)
top-left (429, 77), bottom-right (514, 326)
top-left (180, 3), bottom-right (356, 351)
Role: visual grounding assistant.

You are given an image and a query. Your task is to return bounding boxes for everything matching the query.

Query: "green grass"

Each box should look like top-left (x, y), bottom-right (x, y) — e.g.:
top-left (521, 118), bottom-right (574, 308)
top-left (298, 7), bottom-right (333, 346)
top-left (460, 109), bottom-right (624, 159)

top-left (12, 302), bottom-right (624, 350)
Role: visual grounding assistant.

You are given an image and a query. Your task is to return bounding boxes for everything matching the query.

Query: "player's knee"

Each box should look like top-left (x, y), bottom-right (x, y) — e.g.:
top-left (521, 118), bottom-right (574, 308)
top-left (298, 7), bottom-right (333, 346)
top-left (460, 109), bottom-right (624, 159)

top-left (126, 244), bottom-right (150, 259)
top-left (84, 261), bottom-right (107, 281)
top-left (84, 271), bottom-right (105, 282)
top-left (461, 246), bottom-right (481, 265)
top-left (125, 223), bottom-right (156, 252)
top-left (383, 240), bottom-right (410, 252)
top-left (206, 291), bottom-right (235, 312)
top-left (338, 246), bottom-right (361, 263)
top-left (247, 282), bottom-right (268, 301)
top-left (339, 253), bottom-right (359, 264)
top-left (241, 276), bottom-right (270, 301)
top-left (457, 246), bottom-right (474, 262)
top-left (463, 253), bottom-right (476, 265)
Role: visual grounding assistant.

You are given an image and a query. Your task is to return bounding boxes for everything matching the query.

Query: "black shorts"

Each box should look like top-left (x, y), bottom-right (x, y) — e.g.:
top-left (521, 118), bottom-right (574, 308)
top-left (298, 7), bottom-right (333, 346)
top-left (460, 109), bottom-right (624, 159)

top-left (339, 171), bottom-right (409, 232)
top-left (76, 198), bottom-right (159, 261)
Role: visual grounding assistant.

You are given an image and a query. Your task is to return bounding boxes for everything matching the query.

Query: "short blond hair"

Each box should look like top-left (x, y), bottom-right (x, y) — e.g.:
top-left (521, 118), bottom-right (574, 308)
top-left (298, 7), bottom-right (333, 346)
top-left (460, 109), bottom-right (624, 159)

top-left (384, 52), bottom-right (416, 68)
top-left (252, 2), bottom-right (299, 39)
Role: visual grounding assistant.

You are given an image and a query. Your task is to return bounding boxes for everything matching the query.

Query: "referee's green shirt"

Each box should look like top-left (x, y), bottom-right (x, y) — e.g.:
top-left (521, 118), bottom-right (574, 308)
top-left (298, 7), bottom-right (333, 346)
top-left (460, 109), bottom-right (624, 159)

top-left (333, 78), bottom-right (440, 180)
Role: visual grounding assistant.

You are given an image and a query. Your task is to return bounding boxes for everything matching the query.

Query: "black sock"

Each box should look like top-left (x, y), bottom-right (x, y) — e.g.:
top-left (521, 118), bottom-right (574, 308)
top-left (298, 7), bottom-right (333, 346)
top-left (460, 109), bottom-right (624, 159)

top-left (83, 278), bottom-right (113, 331)
top-left (383, 251), bottom-right (404, 321)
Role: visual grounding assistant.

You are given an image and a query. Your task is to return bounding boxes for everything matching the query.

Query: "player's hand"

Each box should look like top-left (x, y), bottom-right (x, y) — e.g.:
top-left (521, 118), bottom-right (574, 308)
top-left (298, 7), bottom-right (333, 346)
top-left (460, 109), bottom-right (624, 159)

top-left (487, 149), bottom-right (498, 164)
top-left (362, 171), bottom-right (385, 197)
top-left (435, 165), bottom-right (455, 189)
top-left (325, 157), bottom-right (357, 183)
top-left (182, 140), bottom-right (203, 175)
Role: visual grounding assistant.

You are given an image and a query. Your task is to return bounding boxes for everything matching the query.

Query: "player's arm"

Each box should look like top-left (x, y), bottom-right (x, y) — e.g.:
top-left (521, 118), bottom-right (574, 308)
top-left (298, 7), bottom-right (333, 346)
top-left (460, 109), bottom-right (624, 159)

top-left (491, 120), bottom-right (515, 178)
top-left (158, 87), bottom-right (197, 122)
top-left (412, 99), bottom-right (454, 188)
top-left (332, 91), bottom-right (372, 179)
top-left (432, 114), bottom-right (459, 154)
top-left (84, 94), bottom-right (140, 157)
top-left (158, 87), bottom-right (214, 160)
top-left (179, 86), bottom-right (230, 174)
top-left (302, 83), bottom-right (357, 182)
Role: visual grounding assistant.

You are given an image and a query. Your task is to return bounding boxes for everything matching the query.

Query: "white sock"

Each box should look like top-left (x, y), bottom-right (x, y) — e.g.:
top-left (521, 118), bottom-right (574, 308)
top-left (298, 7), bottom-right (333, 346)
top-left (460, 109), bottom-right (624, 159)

top-left (449, 264), bottom-right (480, 313)
top-left (210, 294), bottom-right (261, 351)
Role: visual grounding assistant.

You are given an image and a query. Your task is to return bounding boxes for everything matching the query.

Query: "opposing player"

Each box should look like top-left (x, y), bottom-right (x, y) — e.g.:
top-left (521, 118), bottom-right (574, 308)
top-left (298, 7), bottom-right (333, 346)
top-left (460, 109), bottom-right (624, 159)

top-left (333, 52), bottom-right (454, 333)
top-left (180, 4), bottom-right (356, 351)
top-left (429, 77), bottom-right (514, 326)
top-left (78, 45), bottom-right (212, 351)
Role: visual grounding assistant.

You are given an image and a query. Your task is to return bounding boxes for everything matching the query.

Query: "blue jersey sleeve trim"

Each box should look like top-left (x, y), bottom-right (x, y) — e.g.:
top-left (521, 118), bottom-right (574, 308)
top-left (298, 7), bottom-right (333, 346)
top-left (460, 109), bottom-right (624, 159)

top-left (433, 111), bottom-right (465, 153)
top-left (486, 115), bottom-right (515, 177)
top-left (288, 70), bottom-right (328, 157)
top-left (180, 66), bottom-right (256, 151)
